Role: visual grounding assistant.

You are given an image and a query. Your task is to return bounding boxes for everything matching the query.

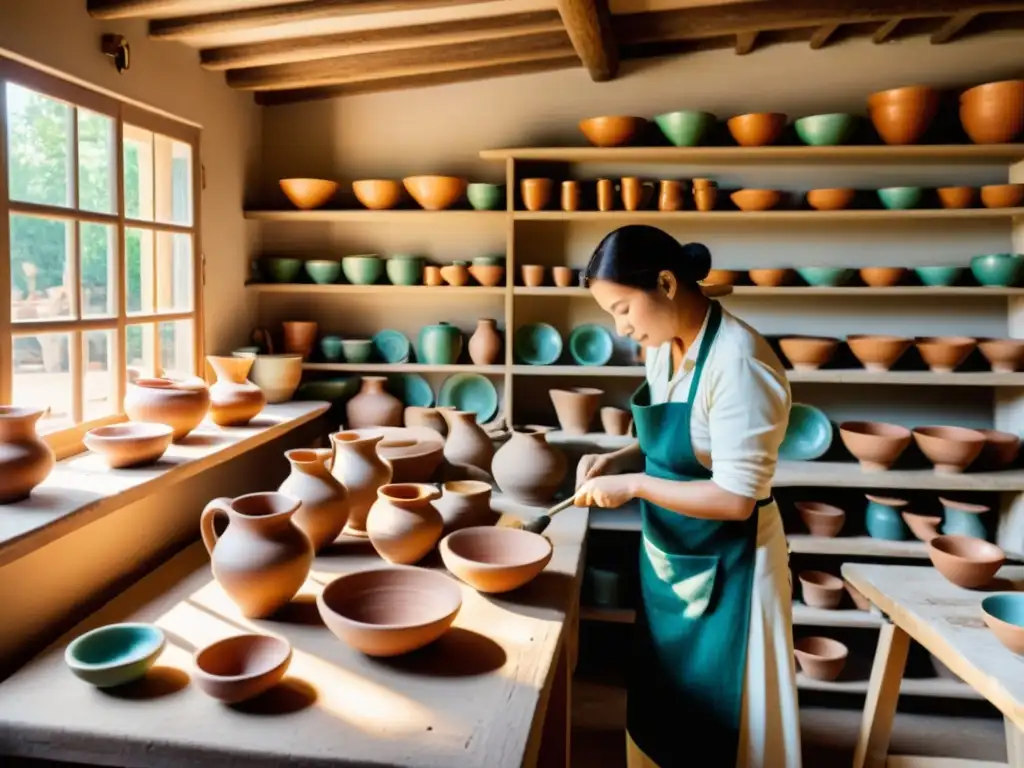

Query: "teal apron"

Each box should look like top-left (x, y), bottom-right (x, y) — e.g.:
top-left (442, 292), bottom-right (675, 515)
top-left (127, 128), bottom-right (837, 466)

top-left (627, 300), bottom-right (765, 767)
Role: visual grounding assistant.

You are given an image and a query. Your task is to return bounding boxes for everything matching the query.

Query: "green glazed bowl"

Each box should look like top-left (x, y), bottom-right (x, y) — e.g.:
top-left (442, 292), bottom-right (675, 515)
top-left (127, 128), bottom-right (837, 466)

top-left (341, 255), bottom-right (384, 285)
top-left (654, 110), bottom-right (716, 147)
top-left (304, 260), bottom-right (341, 285)
top-left (797, 267), bottom-right (855, 287)
top-left (794, 113), bottom-right (857, 146)
top-left (971, 253), bottom-right (1024, 287)
top-left (320, 335), bottom-right (344, 362)
top-left (262, 257), bottom-right (302, 283)
top-left (568, 324), bottom-right (614, 366)
top-left (438, 373), bottom-right (499, 423)
top-left (877, 186), bottom-right (923, 210)
top-left (386, 255), bottom-right (424, 286)
top-left (915, 266), bottom-right (964, 287)
top-left (514, 323), bottom-right (563, 365)
top-left (342, 339), bottom-right (374, 363)
top-left (295, 377), bottom-right (359, 402)
top-left (65, 623), bottom-right (165, 688)
top-left (779, 403), bottom-right (833, 461)
top-left (467, 183), bottom-right (504, 211)
top-left (472, 254), bottom-right (505, 266)
top-left (386, 373), bottom-right (435, 408)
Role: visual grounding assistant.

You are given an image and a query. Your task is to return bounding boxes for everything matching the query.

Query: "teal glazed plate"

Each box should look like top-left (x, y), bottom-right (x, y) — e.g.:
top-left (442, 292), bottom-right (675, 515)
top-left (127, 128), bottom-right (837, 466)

top-left (569, 324), bottom-right (615, 366)
top-left (779, 403), bottom-right (833, 461)
top-left (514, 323), bottom-right (563, 365)
top-left (387, 374), bottom-right (434, 408)
top-left (438, 373), bottom-right (499, 423)
top-left (372, 329), bottom-right (411, 363)
top-left (65, 623), bottom-right (166, 688)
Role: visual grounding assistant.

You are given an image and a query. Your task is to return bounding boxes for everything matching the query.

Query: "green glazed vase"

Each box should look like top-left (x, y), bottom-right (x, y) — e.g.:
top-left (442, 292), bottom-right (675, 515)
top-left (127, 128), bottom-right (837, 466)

top-left (417, 322), bottom-right (464, 365)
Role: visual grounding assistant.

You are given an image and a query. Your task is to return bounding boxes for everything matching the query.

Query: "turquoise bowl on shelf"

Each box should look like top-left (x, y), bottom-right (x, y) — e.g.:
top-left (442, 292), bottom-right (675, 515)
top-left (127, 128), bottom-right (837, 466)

top-left (877, 186), bottom-right (923, 210)
top-left (779, 403), bottom-right (833, 461)
top-left (372, 329), bottom-right (411, 363)
top-left (320, 335), bottom-right (344, 362)
top-left (865, 495), bottom-right (909, 541)
top-left (568, 324), bottom-right (614, 366)
top-left (295, 377), bottom-right (359, 402)
top-left (262, 257), bottom-right (302, 283)
top-left (981, 594), bottom-right (1024, 655)
top-left (341, 254), bottom-right (384, 285)
top-left (654, 110), bottom-right (716, 147)
top-left (796, 267), bottom-right (855, 287)
top-left (794, 113), bottom-right (857, 146)
top-left (304, 260), bottom-right (341, 285)
top-left (342, 339), bottom-right (374, 363)
top-left (971, 253), bottom-right (1023, 287)
top-left (514, 323), bottom-right (563, 366)
top-left (940, 498), bottom-right (989, 539)
top-left (64, 623), bottom-right (165, 688)
top-left (438, 373), bottom-right (499, 423)
top-left (915, 266), bottom-right (964, 287)
top-left (386, 255), bottom-right (424, 286)
top-left (467, 183), bottom-right (504, 211)
top-left (386, 373), bottom-right (434, 408)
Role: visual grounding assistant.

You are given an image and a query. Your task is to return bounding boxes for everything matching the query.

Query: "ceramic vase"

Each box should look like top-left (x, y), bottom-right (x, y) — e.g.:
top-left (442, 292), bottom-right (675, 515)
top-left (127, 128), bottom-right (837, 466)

top-left (940, 498), bottom-right (989, 540)
top-left (440, 409), bottom-right (494, 475)
top-left (366, 483), bottom-right (444, 564)
top-left (330, 431), bottom-right (393, 537)
top-left (865, 495), bottom-right (908, 541)
top-left (208, 356), bottom-right (265, 427)
top-left (279, 448), bottom-right (350, 551)
top-left (124, 377), bottom-right (211, 441)
top-left (0, 406), bottom-right (55, 504)
top-left (418, 322), bottom-right (463, 365)
top-left (200, 492), bottom-right (314, 618)
top-left (346, 376), bottom-right (403, 428)
top-left (468, 318), bottom-right (502, 365)
top-left (492, 428), bottom-right (568, 504)
top-left (282, 321), bottom-right (318, 360)
top-left (435, 480), bottom-right (497, 533)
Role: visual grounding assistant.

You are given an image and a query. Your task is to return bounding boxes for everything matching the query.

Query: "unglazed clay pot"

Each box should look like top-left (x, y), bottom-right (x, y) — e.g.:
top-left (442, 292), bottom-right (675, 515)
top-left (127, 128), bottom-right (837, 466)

top-left (959, 80), bottom-right (1024, 144)
top-left (839, 421), bottom-right (912, 472)
top-left (492, 428), bottom-right (567, 504)
top-left (798, 571), bottom-right (844, 609)
top-left (902, 511), bottom-right (942, 542)
top-left (693, 183), bottom-right (718, 212)
top-left (596, 179), bottom-right (615, 211)
top-left (521, 264), bottom-right (545, 287)
top-left (912, 426), bottom-right (985, 474)
top-left (405, 406), bottom-right (450, 435)
top-left (727, 112), bottom-right (786, 146)
top-left (440, 526), bottom-right (553, 593)
top-left (981, 183), bottom-right (1024, 209)
top-left (778, 337), bottom-right (839, 371)
top-left (859, 267), bottom-right (906, 288)
top-left (561, 181), bottom-right (580, 211)
top-left (348, 426), bottom-right (444, 482)
top-left (806, 188), bottom-right (855, 211)
top-left (977, 428), bottom-right (1021, 469)
top-left (282, 321), bottom-right (318, 360)
top-left (366, 483), bottom-right (444, 565)
top-left (846, 335), bottom-right (911, 372)
top-left (550, 387), bottom-right (603, 434)
top-left (914, 336), bottom-right (976, 373)
top-left (520, 178), bottom-right (553, 211)
top-left (208, 355), bottom-right (265, 427)
top-left (352, 179), bottom-right (404, 210)
top-left (928, 534), bottom-right (1005, 588)
top-left (552, 266), bottom-right (574, 287)
top-left (867, 85), bottom-right (939, 145)
top-left (0, 406), bottom-right (55, 504)
top-left (346, 376), bottom-right (403, 429)
top-left (600, 407), bottom-right (632, 436)
top-left (330, 431), bottom-right (393, 537)
top-left (937, 186), bottom-right (976, 209)
top-left (124, 377), bottom-right (211, 441)
top-left (979, 338), bottom-right (1024, 372)
top-left (200, 492), bottom-right (314, 619)
top-left (794, 637), bottom-right (848, 682)
top-left (279, 448), bottom-right (350, 552)
top-left (795, 501), bottom-right (845, 537)
top-left (435, 480), bottom-right (497, 533)
top-left (621, 177), bottom-right (654, 211)
top-left (748, 268), bottom-right (793, 287)
top-left (468, 318), bottom-right (502, 365)
top-left (659, 180), bottom-right (684, 211)
top-left (440, 409), bottom-right (494, 475)
top-left (193, 634), bottom-right (292, 704)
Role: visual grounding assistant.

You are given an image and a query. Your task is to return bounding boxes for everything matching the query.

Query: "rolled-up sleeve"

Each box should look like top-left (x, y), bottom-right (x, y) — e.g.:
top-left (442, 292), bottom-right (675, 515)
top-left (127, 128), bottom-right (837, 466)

top-left (706, 354), bottom-right (791, 499)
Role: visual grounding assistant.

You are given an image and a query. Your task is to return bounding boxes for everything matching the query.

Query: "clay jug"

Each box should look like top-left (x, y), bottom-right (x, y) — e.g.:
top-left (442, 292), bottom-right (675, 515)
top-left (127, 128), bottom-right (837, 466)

top-left (346, 376), bottom-right (402, 429)
top-left (435, 480), bottom-right (497, 533)
top-left (550, 387), bottom-right (603, 434)
top-left (279, 448), bottom-right (350, 551)
top-left (0, 406), bottom-right (56, 504)
top-left (208, 355), bottom-right (266, 426)
top-left (468, 318), bottom-right (502, 365)
top-left (330, 431), bottom-right (392, 537)
top-left (200, 492), bottom-right (314, 618)
top-left (124, 377), bottom-right (211, 441)
top-left (366, 483), bottom-right (444, 564)
top-left (441, 409), bottom-right (494, 475)
top-left (492, 428), bottom-right (567, 504)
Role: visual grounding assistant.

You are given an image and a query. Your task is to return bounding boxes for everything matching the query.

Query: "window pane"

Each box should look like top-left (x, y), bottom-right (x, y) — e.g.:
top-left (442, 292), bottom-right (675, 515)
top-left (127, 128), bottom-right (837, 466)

top-left (159, 319), bottom-right (194, 378)
top-left (78, 108), bottom-right (115, 214)
top-left (81, 222), bottom-right (115, 318)
top-left (10, 214), bottom-right (74, 322)
top-left (84, 330), bottom-right (117, 421)
top-left (6, 82), bottom-right (72, 208)
top-left (123, 124), bottom-right (153, 221)
top-left (155, 134), bottom-right (192, 226)
top-left (13, 332), bottom-right (73, 433)
top-left (126, 323), bottom-right (155, 382)
top-left (126, 226), bottom-right (153, 315)
top-left (156, 231), bottom-right (192, 312)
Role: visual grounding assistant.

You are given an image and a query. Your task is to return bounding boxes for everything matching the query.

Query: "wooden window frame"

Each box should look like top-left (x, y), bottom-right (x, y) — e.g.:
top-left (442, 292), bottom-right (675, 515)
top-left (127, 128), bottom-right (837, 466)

top-left (0, 56), bottom-right (204, 459)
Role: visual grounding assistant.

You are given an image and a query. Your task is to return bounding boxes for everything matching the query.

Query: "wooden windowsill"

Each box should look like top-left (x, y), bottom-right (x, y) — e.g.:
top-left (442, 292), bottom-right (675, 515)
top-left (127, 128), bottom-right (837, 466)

top-left (0, 401), bottom-right (330, 569)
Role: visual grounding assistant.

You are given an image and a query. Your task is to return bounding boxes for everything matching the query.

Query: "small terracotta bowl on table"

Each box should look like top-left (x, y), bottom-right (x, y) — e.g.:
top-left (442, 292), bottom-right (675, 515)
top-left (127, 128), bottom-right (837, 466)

top-left (979, 338), bottom-right (1024, 372)
top-left (726, 113), bottom-right (787, 146)
top-left (794, 637), bottom-right (848, 681)
top-left (839, 421), bottom-right (912, 472)
top-left (902, 511), bottom-right (942, 542)
top-left (440, 526), bottom-right (553, 593)
top-left (981, 593), bottom-right (1024, 655)
top-left (912, 426), bottom-right (986, 474)
top-left (806, 188), bottom-right (855, 211)
top-left (795, 501), bottom-right (845, 538)
top-left (193, 634), bottom-right (292, 703)
top-left (928, 534), bottom-right (1005, 588)
top-left (798, 571), bottom-right (844, 609)
top-left (914, 336), bottom-right (976, 373)
top-left (778, 336), bottom-right (840, 371)
top-left (84, 422), bottom-right (174, 468)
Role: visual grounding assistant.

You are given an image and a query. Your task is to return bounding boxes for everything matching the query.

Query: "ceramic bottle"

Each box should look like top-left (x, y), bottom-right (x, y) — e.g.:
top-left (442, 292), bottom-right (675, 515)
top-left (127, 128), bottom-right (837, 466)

top-left (208, 355), bottom-right (266, 427)
top-left (200, 491), bottom-right (314, 618)
top-left (492, 428), bottom-right (568, 504)
top-left (440, 409), bottom-right (494, 475)
top-left (468, 319), bottom-right (502, 365)
top-left (366, 483), bottom-right (444, 564)
top-left (345, 376), bottom-right (403, 428)
top-left (0, 406), bottom-right (55, 504)
top-left (124, 377), bottom-right (211, 441)
top-left (417, 322), bottom-right (463, 365)
top-left (279, 448), bottom-right (350, 551)
top-left (435, 480), bottom-right (497, 533)
top-left (330, 431), bottom-right (392, 537)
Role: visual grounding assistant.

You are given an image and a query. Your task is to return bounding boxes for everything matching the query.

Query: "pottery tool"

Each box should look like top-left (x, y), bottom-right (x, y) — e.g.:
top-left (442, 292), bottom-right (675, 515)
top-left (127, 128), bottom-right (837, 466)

top-left (497, 494), bottom-right (578, 535)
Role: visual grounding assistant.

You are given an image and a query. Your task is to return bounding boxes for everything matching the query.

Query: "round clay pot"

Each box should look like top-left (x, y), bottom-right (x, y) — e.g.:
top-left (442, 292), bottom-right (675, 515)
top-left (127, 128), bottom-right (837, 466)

top-left (346, 376), bottom-right (403, 429)
top-left (977, 428), bottom-right (1021, 469)
top-left (418, 322), bottom-right (463, 365)
top-left (0, 406), bottom-right (56, 504)
top-left (402, 175), bottom-right (467, 210)
top-left (600, 406), bottom-right (632, 436)
top-left (799, 571), bottom-right (844, 609)
top-left (979, 338), bottom-right (1024, 372)
top-left (435, 480), bottom-right (496, 534)
top-left (806, 188), bottom-right (856, 211)
top-left (748, 268), bottom-right (793, 287)
top-left (440, 409), bottom-right (495, 476)
top-left (84, 423), bottom-right (173, 469)
top-left (193, 634), bottom-right (292, 703)
top-left (959, 80), bottom-right (1024, 144)
top-left (282, 321), bottom-right (318, 360)
top-left (839, 421), bottom-right (913, 472)
top-left (980, 183), bottom-right (1024, 209)
top-left (730, 189), bottom-right (781, 212)
top-left (726, 112), bottom-right (787, 146)
top-left (521, 264), bottom-right (546, 287)
top-left (928, 534), bottom-right (1005, 588)
top-left (468, 318), bottom-right (502, 365)
top-left (867, 85), bottom-right (939, 145)
top-left (366, 483), bottom-right (444, 565)
top-left (550, 387), bottom-right (603, 434)
top-left (778, 336), bottom-right (839, 371)
top-left (902, 511), bottom-right (942, 542)
top-left (794, 637), bottom-right (848, 681)
top-left (492, 428), bottom-right (567, 505)
top-left (578, 115), bottom-right (646, 147)
top-left (352, 179), bottom-right (403, 210)
top-left (329, 431), bottom-right (393, 538)
top-left (912, 426), bottom-right (986, 474)
top-left (124, 377), bottom-right (211, 442)
top-left (795, 501), bottom-right (845, 537)
top-left (552, 267), bottom-right (574, 288)
top-left (936, 186), bottom-right (976, 209)
top-left (440, 526), bottom-right (553, 593)
top-left (279, 178), bottom-right (338, 210)
top-left (279, 448), bottom-right (349, 552)
top-left (846, 335), bottom-right (912, 372)
top-left (208, 355), bottom-right (265, 427)
top-left (859, 267), bottom-right (906, 288)
top-left (914, 336), bottom-right (976, 373)
top-left (521, 178), bottom-right (553, 211)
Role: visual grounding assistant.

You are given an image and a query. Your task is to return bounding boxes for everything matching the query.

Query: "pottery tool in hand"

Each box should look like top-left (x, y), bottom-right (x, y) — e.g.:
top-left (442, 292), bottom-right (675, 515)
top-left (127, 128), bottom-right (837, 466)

top-left (497, 494), bottom-right (578, 535)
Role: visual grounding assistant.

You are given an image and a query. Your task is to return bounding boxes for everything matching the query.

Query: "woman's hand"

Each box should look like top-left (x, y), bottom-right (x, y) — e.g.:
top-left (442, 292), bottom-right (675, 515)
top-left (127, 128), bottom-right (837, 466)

top-left (574, 474), bottom-right (641, 509)
top-left (575, 452), bottom-right (619, 489)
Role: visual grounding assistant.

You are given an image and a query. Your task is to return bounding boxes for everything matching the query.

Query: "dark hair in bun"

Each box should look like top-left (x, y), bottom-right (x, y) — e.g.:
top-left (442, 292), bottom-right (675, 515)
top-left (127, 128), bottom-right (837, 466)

top-left (581, 225), bottom-right (711, 291)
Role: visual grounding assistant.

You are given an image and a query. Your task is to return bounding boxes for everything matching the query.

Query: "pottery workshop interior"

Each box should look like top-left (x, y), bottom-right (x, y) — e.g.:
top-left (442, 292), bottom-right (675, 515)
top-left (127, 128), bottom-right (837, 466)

top-left (6, 1), bottom-right (1024, 767)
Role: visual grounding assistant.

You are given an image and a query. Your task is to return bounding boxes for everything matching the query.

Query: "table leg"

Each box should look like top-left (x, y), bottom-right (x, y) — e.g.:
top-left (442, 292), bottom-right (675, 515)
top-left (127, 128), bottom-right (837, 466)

top-left (537, 639), bottom-right (571, 768)
top-left (852, 620), bottom-right (911, 768)
top-left (1006, 716), bottom-right (1024, 768)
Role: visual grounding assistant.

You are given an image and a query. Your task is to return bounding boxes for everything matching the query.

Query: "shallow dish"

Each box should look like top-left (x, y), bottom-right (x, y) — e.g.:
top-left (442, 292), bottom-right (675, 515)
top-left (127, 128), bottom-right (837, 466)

top-left (372, 329), bottom-right (411, 363)
top-left (514, 323), bottom-right (563, 366)
top-left (440, 526), bottom-right (553, 593)
top-left (437, 373), bottom-right (499, 423)
top-left (65, 622), bottom-right (165, 688)
top-left (568, 324), bottom-right (614, 366)
top-left (84, 422), bottom-right (174, 468)
top-left (779, 403), bottom-right (832, 461)
top-left (193, 634), bottom-right (292, 703)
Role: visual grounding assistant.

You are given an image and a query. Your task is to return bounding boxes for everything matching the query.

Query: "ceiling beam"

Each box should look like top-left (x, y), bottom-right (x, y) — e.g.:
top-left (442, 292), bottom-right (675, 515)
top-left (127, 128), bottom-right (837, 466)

top-left (88, 0), bottom-right (234, 19)
top-left (555, 0), bottom-right (618, 81)
top-left (199, 10), bottom-right (564, 70)
top-left (872, 18), bottom-right (903, 43)
top-left (734, 30), bottom-right (757, 54)
top-left (809, 22), bottom-right (841, 48)
top-left (931, 11), bottom-right (980, 42)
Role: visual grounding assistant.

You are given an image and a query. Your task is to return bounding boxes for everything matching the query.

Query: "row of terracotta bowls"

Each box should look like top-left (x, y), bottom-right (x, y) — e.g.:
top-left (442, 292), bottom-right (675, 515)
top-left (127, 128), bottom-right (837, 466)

top-left (711, 266), bottom-right (1020, 289)
top-left (279, 176), bottom-right (472, 211)
top-left (838, 422), bottom-right (1017, 474)
top-left (778, 335), bottom-right (1024, 374)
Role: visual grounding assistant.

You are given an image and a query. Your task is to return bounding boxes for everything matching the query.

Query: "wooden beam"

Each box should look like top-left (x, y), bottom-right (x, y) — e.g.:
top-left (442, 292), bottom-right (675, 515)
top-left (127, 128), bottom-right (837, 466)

top-left (555, 0), bottom-right (618, 81)
top-left (872, 18), bottom-right (903, 43)
top-left (931, 11), bottom-right (980, 42)
top-left (809, 22), bottom-right (841, 48)
top-left (199, 10), bottom-right (564, 70)
top-left (88, 0), bottom-right (226, 19)
top-left (734, 30), bottom-right (757, 54)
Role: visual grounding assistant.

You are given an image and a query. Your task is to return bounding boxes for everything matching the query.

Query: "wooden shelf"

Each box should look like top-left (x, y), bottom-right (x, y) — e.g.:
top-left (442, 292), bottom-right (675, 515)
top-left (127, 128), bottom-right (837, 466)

top-left (793, 603), bottom-right (884, 628)
top-left (796, 673), bottom-right (980, 699)
top-left (579, 606), bottom-right (636, 624)
top-left (511, 365), bottom-right (644, 377)
top-left (787, 370), bottom-right (1024, 386)
top-left (249, 283), bottom-right (506, 296)
top-left (244, 210), bottom-right (507, 222)
top-left (775, 462), bottom-right (1024, 491)
top-left (514, 286), bottom-right (1024, 297)
top-left (787, 534), bottom-right (929, 559)
top-left (302, 363), bottom-right (505, 374)
top-left (514, 208), bottom-right (1024, 222)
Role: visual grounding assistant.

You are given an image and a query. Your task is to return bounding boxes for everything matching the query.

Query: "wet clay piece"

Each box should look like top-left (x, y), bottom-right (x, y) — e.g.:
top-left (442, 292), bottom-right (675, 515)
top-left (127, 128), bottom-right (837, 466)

top-left (193, 634), bottom-right (292, 703)
top-left (440, 526), bottom-right (553, 593)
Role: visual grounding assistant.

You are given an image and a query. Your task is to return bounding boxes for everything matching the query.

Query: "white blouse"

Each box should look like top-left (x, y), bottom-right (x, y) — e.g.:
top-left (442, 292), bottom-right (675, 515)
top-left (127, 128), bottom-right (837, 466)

top-left (644, 304), bottom-right (791, 500)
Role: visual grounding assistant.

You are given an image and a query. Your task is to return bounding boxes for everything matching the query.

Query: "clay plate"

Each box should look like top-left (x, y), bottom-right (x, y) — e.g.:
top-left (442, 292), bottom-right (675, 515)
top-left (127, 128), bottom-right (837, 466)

top-left (193, 634), bottom-right (292, 703)
top-left (440, 526), bottom-right (553, 593)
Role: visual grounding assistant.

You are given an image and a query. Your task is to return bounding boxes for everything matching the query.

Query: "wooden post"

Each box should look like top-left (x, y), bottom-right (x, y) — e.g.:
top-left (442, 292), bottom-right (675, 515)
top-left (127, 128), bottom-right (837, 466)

top-left (1007, 716), bottom-right (1024, 768)
top-left (537, 638), bottom-right (571, 768)
top-left (852, 620), bottom-right (910, 768)
top-left (555, 0), bottom-right (618, 81)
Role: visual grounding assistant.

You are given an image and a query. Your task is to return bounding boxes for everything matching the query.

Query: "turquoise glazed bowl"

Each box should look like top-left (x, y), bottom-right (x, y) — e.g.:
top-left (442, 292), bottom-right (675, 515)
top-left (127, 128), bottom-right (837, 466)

top-left (794, 113), bottom-right (857, 146)
top-left (386, 373), bottom-right (435, 408)
top-left (341, 255), bottom-right (384, 285)
top-left (982, 593), bottom-right (1024, 655)
top-left (654, 110), bottom-right (716, 147)
top-left (304, 260), bottom-right (341, 285)
top-left (65, 623), bottom-right (165, 688)
top-left (320, 334), bottom-right (344, 362)
top-left (472, 254), bottom-right (505, 266)
top-left (779, 403), bottom-right (833, 461)
top-left (386, 255), bottom-right (424, 286)
top-left (514, 323), bottom-right (563, 365)
top-left (342, 339), bottom-right (374, 363)
top-left (438, 373), bottom-right (499, 423)
top-left (971, 253), bottom-right (1023, 287)
top-left (262, 257), bottom-right (302, 283)
top-left (877, 186), bottom-right (923, 210)
top-left (915, 266), bottom-right (964, 287)
top-left (417, 322), bottom-right (464, 365)
top-left (797, 267), bottom-right (855, 287)
top-left (372, 329), bottom-right (411, 363)
top-left (568, 324), bottom-right (614, 366)
top-left (467, 183), bottom-right (504, 211)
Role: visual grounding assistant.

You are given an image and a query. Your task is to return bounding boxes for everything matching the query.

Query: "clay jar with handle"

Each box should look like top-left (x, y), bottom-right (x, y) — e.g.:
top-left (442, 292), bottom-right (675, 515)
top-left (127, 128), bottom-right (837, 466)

top-left (200, 492), bottom-right (314, 619)
top-left (208, 355), bottom-right (266, 427)
top-left (0, 406), bottom-right (56, 504)
top-left (330, 431), bottom-right (393, 537)
top-left (418, 322), bottom-right (463, 365)
top-left (441, 409), bottom-right (494, 475)
top-left (366, 483), bottom-right (444, 564)
top-left (468, 318), bottom-right (502, 365)
top-left (492, 428), bottom-right (568, 505)
top-left (346, 376), bottom-right (403, 428)
top-left (124, 377), bottom-right (211, 441)
top-left (620, 177), bottom-right (654, 211)
top-left (435, 480), bottom-right (497, 533)
top-left (279, 448), bottom-right (350, 551)
top-left (282, 321), bottom-right (318, 360)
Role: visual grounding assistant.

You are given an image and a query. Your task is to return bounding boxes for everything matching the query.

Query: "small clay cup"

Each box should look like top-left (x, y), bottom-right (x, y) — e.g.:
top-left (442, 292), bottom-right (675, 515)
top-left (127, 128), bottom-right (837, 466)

top-left (980, 183), bottom-right (1024, 209)
top-left (928, 534), bottom-right (1005, 588)
top-left (600, 406), bottom-right (632, 436)
top-left (902, 511), bottom-right (942, 542)
top-left (521, 178), bottom-right (553, 211)
top-left (596, 179), bottom-right (615, 211)
top-left (621, 177), bottom-right (654, 211)
top-left (795, 501), bottom-right (845, 537)
top-left (839, 421), bottom-right (913, 472)
top-left (846, 335), bottom-right (912, 372)
top-left (521, 264), bottom-right (546, 287)
top-left (693, 183), bottom-right (718, 212)
top-left (794, 636), bottom-right (848, 682)
top-left (937, 186), bottom-right (976, 209)
top-left (979, 338), bottom-right (1024, 372)
top-left (552, 267), bottom-right (574, 288)
top-left (912, 426), bottom-right (986, 474)
top-left (806, 188), bottom-right (855, 211)
top-left (977, 428), bottom-right (1021, 469)
top-left (658, 180), bottom-right (684, 211)
top-left (799, 571), bottom-right (845, 609)
top-left (193, 634), bottom-right (292, 703)
top-left (439, 526), bottom-right (553, 593)
top-left (914, 336), bottom-right (976, 373)
top-left (778, 336), bottom-right (840, 371)
top-left (423, 265), bottom-right (443, 287)
top-left (859, 267), bottom-right (906, 288)
top-left (560, 181), bottom-right (580, 212)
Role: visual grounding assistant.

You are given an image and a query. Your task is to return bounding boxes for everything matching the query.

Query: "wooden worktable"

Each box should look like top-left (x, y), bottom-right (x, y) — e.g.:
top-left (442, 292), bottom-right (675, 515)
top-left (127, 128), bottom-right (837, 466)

top-left (0, 497), bottom-right (588, 768)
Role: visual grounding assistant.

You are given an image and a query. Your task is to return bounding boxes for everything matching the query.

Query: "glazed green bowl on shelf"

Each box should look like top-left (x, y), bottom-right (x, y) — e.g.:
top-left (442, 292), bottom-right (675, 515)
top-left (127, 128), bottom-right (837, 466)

top-left (320, 335), bottom-right (344, 361)
top-left (971, 253), bottom-right (1024, 287)
top-left (467, 183), bottom-right (504, 211)
top-left (797, 267), bottom-right (855, 287)
top-left (386, 373), bottom-right (435, 408)
top-left (342, 339), bottom-right (374, 363)
top-left (568, 324), bottom-right (614, 366)
top-left (653, 110), bottom-right (716, 147)
top-left (341, 255), bottom-right (384, 285)
top-left (438, 373), bottom-right (499, 423)
top-left (877, 186), bottom-right (923, 210)
top-left (262, 257), bottom-right (303, 283)
top-left (472, 254), bottom-right (505, 266)
top-left (915, 266), bottom-right (964, 287)
top-left (304, 260), bottom-right (341, 285)
top-left (514, 323), bottom-right (563, 366)
top-left (294, 377), bottom-right (359, 402)
top-left (794, 113), bottom-right (857, 146)
top-left (386, 255), bottom-right (424, 286)
top-left (65, 623), bottom-right (166, 688)
top-left (779, 403), bottom-right (833, 461)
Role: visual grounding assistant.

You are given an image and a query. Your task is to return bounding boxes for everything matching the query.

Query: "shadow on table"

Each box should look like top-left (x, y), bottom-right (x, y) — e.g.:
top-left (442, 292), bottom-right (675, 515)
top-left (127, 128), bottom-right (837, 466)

top-left (272, 593), bottom-right (324, 626)
top-left (493, 570), bottom-right (576, 617)
top-left (177, 432), bottom-right (235, 449)
top-left (231, 677), bottom-right (317, 715)
top-left (375, 628), bottom-right (506, 677)
top-left (99, 666), bottom-right (190, 700)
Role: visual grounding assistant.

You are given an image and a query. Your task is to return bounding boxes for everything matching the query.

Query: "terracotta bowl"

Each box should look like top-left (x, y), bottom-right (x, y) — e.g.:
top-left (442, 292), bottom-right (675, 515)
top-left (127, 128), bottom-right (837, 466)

top-left (859, 267), bottom-right (906, 288)
top-left (979, 338), bottom-right (1024, 372)
top-left (839, 421), bottom-right (913, 472)
top-left (402, 176), bottom-right (467, 210)
top-left (936, 186), bottom-right (977, 209)
top-left (928, 534), bottom-right (1005, 588)
top-left (193, 634), bottom-right (291, 703)
top-left (279, 178), bottom-right (338, 210)
top-left (846, 335), bottom-right (912, 372)
top-left (778, 336), bottom-right (840, 371)
top-left (795, 501), bottom-right (845, 538)
top-left (440, 526), bottom-right (553, 593)
top-left (748, 268), bottom-right (793, 287)
top-left (981, 593), bottom-right (1024, 655)
top-left (317, 566), bottom-right (462, 656)
top-left (806, 188), bottom-right (856, 211)
top-left (845, 581), bottom-right (871, 611)
top-left (84, 422), bottom-right (174, 468)
top-left (352, 179), bottom-right (404, 210)
top-left (468, 265), bottom-right (505, 287)
top-left (794, 636), bottom-right (848, 681)
top-left (912, 426), bottom-right (986, 474)
top-left (727, 112), bottom-right (787, 146)
top-left (914, 336), bottom-right (976, 373)
top-left (977, 428), bottom-right (1021, 469)
top-left (703, 269), bottom-right (738, 286)
top-left (730, 189), bottom-right (781, 212)
top-left (902, 511), bottom-right (942, 542)
top-left (344, 426), bottom-right (443, 483)
top-left (867, 85), bottom-right (939, 145)
top-left (959, 80), bottom-right (1024, 144)
top-left (798, 570), bottom-right (844, 609)
top-left (980, 183), bottom-right (1024, 209)
top-left (578, 116), bottom-right (646, 147)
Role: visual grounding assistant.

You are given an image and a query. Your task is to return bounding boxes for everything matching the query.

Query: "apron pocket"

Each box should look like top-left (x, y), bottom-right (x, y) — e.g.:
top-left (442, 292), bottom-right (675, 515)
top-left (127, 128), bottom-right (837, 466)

top-left (642, 537), bottom-right (720, 619)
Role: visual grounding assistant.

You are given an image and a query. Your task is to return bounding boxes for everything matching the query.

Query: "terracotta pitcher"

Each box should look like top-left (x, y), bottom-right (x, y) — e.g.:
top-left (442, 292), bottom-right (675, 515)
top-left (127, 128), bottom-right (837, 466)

top-left (435, 480), bottom-right (497, 533)
top-left (200, 492), bottom-right (314, 618)
top-left (441, 409), bottom-right (494, 475)
top-left (124, 377), bottom-right (210, 441)
top-left (492, 428), bottom-right (567, 504)
top-left (208, 355), bottom-right (266, 426)
top-left (0, 406), bottom-right (56, 504)
top-left (468, 318), bottom-right (502, 365)
top-left (346, 376), bottom-right (403, 429)
top-left (330, 431), bottom-right (392, 537)
top-left (366, 483), bottom-right (444, 564)
top-left (279, 448), bottom-right (350, 551)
